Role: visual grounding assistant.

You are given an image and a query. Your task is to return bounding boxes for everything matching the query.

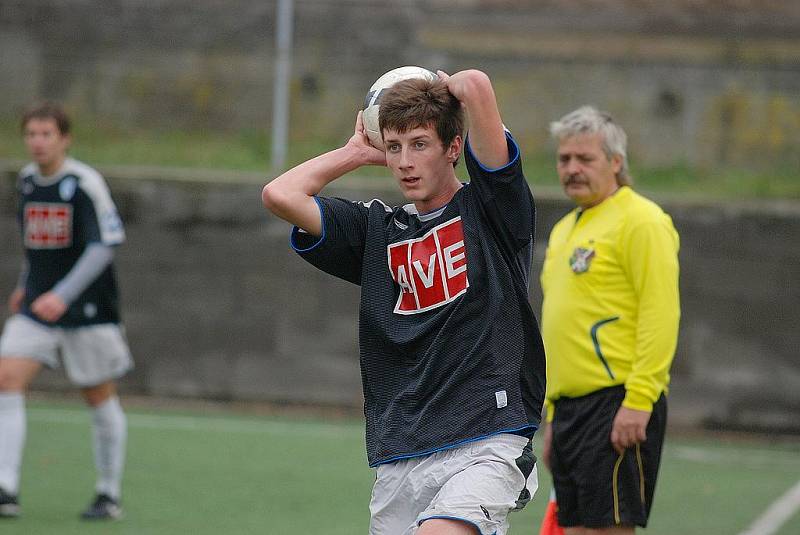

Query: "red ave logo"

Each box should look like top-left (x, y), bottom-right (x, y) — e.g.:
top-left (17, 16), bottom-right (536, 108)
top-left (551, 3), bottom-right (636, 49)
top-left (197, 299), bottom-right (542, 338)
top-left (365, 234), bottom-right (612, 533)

top-left (387, 217), bottom-right (468, 314)
top-left (24, 203), bottom-right (73, 249)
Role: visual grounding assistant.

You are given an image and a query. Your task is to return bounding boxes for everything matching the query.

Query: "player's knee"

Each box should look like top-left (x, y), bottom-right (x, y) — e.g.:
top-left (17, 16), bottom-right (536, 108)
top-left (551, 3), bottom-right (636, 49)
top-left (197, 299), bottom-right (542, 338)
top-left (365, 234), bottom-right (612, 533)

top-left (417, 518), bottom-right (480, 535)
top-left (0, 363), bottom-right (29, 391)
top-left (0, 371), bottom-right (11, 391)
top-left (81, 382), bottom-right (116, 407)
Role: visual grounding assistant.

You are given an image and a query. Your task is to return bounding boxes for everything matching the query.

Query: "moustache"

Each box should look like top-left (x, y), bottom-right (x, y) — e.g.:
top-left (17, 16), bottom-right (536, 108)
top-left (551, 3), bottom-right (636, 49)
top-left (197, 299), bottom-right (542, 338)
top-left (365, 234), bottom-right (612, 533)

top-left (564, 175), bottom-right (586, 186)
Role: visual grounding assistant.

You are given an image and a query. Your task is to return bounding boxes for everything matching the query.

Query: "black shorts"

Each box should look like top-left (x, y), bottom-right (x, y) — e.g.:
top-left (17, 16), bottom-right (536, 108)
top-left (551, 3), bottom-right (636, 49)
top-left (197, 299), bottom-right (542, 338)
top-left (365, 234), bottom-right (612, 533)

top-left (550, 385), bottom-right (667, 529)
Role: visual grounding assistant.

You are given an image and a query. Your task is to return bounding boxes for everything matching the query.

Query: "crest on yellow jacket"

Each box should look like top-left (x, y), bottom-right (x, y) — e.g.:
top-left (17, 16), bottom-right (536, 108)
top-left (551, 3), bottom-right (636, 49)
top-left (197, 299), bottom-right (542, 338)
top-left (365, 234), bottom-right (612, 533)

top-left (569, 247), bottom-right (595, 274)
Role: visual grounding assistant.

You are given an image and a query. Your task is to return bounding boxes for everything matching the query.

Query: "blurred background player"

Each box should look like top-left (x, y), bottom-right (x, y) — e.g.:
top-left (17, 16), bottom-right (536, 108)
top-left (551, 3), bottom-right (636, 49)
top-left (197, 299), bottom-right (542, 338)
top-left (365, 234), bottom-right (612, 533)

top-left (262, 69), bottom-right (546, 534)
top-left (540, 106), bottom-right (680, 535)
top-left (0, 102), bottom-right (132, 520)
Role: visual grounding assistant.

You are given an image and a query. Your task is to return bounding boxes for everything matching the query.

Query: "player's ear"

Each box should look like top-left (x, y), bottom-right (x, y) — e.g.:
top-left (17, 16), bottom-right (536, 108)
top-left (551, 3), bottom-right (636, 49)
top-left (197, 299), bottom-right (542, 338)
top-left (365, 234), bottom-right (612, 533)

top-left (446, 135), bottom-right (463, 163)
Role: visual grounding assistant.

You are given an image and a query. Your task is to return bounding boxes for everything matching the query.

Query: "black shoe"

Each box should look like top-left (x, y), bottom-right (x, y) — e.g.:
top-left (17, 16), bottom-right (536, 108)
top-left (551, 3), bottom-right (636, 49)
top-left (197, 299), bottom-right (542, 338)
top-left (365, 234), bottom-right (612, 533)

top-left (80, 493), bottom-right (123, 520)
top-left (0, 487), bottom-right (20, 518)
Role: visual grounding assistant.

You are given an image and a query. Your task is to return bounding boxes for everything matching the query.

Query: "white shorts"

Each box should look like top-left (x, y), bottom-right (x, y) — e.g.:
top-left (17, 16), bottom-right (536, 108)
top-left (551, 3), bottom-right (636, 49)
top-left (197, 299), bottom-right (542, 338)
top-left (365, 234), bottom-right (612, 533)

top-left (0, 314), bottom-right (133, 387)
top-left (369, 433), bottom-right (538, 535)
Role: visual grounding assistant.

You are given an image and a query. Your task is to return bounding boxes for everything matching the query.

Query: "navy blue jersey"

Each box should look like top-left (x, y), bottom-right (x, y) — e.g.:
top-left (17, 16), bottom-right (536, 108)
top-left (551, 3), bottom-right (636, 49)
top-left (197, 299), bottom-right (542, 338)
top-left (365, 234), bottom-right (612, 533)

top-left (291, 133), bottom-right (546, 466)
top-left (17, 158), bottom-right (125, 327)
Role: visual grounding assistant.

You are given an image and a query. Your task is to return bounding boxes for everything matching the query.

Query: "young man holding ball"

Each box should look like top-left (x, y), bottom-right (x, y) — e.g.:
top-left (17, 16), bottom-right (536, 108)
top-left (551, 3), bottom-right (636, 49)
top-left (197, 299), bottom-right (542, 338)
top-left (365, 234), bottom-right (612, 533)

top-left (262, 69), bottom-right (546, 535)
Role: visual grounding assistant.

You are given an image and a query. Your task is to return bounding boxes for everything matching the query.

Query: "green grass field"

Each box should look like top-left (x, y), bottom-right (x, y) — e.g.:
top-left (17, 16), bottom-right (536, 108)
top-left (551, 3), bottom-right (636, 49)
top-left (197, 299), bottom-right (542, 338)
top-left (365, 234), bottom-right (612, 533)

top-left (3, 399), bottom-right (799, 534)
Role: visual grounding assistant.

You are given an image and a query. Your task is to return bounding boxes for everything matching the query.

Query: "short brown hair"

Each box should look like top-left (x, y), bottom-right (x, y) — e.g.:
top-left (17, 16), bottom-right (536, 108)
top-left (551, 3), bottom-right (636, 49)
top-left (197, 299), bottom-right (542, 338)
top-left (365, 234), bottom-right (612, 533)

top-left (21, 102), bottom-right (71, 135)
top-left (379, 78), bottom-right (464, 151)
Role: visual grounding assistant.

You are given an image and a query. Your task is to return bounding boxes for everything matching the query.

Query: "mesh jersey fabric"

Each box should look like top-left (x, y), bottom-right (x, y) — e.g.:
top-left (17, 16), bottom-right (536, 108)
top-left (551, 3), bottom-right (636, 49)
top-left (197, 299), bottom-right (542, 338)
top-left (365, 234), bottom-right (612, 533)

top-left (291, 133), bottom-right (546, 466)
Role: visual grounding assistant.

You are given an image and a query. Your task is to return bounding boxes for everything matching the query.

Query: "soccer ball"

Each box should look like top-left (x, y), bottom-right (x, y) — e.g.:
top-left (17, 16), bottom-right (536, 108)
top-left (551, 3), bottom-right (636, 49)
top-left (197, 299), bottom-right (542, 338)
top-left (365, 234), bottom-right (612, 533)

top-left (362, 66), bottom-right (438, 150)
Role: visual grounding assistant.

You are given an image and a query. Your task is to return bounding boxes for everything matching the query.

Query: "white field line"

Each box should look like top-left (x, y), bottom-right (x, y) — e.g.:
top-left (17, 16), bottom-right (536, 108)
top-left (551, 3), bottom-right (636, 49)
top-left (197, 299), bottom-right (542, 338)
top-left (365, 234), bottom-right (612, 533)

top-left (26, 406), bottom-right (360, 438)
top-left (671, 445), bottom-right (800, 534)
top-left (670, 445), bottom-right (800, 469)
top-left (737, 479), bottom-right (800, 535)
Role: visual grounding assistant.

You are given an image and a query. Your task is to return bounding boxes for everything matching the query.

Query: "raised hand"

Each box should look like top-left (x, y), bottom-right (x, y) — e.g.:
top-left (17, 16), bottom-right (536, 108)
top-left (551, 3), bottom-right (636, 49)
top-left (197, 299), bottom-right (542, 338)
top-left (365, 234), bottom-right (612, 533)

top-left (346, 110), bottom-right (387, 167)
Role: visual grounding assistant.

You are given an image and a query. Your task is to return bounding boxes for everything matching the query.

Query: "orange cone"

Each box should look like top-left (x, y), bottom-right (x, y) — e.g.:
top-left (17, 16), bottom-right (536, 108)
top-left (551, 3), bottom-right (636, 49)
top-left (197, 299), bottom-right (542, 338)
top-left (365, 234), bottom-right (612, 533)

top-left (539, 489), bottom-right (565, 535)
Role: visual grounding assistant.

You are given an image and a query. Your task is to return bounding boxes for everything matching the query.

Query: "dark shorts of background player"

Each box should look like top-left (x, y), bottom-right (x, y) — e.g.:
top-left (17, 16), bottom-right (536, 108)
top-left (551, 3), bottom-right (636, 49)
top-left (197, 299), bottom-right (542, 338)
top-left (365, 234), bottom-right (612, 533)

top-left (551, 385), bottom-right (667, 529)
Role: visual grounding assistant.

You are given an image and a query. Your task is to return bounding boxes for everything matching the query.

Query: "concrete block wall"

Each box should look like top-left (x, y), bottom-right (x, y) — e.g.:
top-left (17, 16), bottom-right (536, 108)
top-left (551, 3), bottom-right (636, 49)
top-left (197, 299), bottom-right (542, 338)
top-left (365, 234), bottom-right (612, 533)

top-left (1, 168), bottom-right (798, 430)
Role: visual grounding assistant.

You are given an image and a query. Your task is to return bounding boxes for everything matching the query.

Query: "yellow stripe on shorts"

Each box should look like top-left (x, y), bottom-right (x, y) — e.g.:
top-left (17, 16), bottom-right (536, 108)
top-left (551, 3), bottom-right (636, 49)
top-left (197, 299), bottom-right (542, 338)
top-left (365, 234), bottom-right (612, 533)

top-left (612, 451), bottom-right (624, 524)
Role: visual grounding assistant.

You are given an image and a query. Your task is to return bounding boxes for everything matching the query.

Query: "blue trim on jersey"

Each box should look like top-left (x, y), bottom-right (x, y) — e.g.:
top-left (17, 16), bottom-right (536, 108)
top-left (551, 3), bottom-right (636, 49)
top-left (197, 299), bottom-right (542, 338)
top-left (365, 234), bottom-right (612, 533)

top-left (289, 196), bottom-right (326, 252)
top-left (419, 515), bottom-right (492, 535)
top-left (465, 131), bottom-right (520, 173)
top-left (590, 316), bottom-right (619, 380)
top-left (370, 424), bottom-right (537, 467)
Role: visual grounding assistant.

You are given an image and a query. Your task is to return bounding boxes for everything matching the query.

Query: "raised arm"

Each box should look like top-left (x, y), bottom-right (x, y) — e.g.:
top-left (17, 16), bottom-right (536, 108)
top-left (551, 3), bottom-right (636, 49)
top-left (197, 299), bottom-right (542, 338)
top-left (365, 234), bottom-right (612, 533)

top-left (262, 111), bottom-right (385, 236)
top-left (437, 69), bottom-right (508, 169)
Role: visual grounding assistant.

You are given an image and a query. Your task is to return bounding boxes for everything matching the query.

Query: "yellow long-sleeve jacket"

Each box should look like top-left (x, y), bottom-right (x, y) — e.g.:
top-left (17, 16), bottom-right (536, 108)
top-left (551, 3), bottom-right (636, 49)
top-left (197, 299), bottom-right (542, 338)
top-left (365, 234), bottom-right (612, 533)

top-left (541, 186), bottom-right (680, 420)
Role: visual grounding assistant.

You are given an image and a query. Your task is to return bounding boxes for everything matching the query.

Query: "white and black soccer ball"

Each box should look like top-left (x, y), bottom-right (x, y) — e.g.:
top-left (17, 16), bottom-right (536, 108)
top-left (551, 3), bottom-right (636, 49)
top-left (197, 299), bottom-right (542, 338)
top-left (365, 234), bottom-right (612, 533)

top-left (362, 66), bottom-right (438, 150)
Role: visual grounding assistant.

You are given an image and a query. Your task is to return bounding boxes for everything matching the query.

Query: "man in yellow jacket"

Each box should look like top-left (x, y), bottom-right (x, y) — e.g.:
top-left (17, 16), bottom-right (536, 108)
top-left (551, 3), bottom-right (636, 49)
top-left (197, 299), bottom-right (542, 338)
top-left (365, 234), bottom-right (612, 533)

top-left (540, 106), bottom-right (680, 535)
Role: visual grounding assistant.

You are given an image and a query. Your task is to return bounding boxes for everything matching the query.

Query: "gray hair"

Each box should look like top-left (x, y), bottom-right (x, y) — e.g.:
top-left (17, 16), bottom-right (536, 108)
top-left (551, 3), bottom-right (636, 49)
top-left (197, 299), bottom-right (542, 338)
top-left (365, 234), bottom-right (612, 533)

top-left (549, 106), bottom-right (631, 186)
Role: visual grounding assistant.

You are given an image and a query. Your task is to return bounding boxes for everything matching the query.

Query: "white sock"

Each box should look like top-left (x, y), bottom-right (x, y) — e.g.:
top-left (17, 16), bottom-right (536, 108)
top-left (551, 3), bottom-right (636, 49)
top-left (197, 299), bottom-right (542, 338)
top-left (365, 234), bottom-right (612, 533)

top-left (91, 396), bottom-right (126, 500)
top-left (0, 392), bottom-right (25, 495)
